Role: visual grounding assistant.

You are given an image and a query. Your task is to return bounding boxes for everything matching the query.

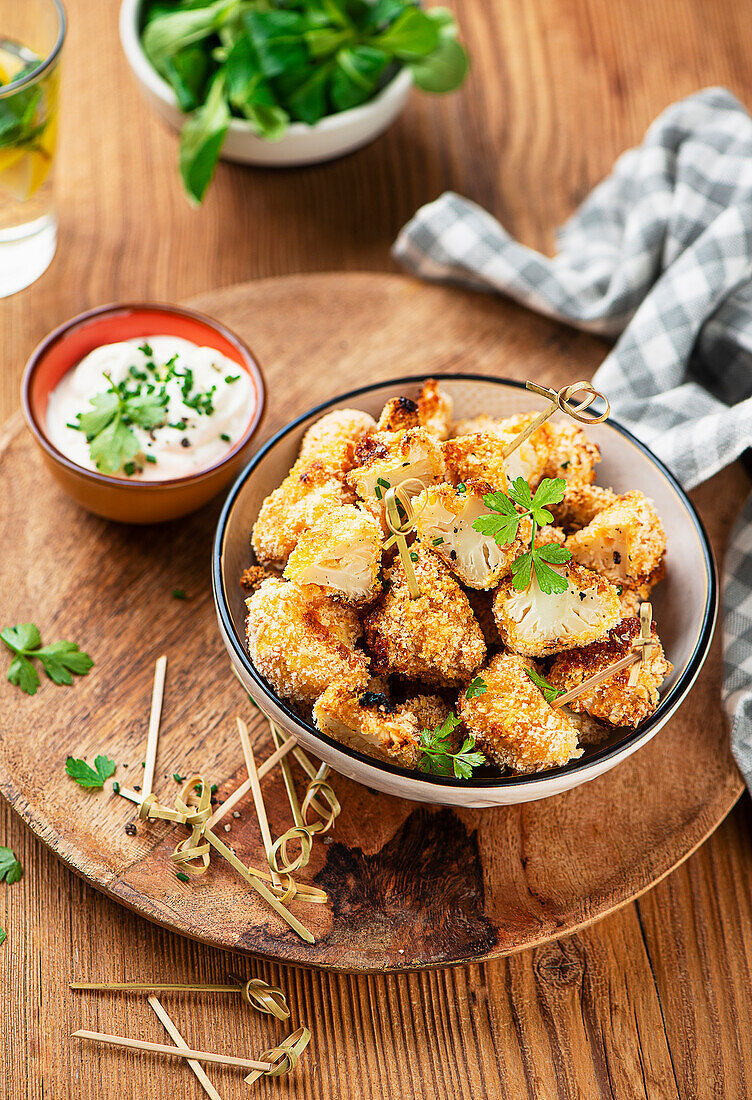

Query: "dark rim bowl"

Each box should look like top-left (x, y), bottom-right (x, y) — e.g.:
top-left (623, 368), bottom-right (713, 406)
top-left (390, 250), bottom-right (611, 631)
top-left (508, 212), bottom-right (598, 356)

top-left (22, 302), bottom-right (265, 492)
top-left (213, 374), bottom-right (717, 793)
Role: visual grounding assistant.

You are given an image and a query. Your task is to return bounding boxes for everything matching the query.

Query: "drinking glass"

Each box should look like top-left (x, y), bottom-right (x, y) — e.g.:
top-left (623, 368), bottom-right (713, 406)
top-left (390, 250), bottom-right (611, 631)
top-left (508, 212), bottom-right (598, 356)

top-left (0, 0), bottom-right (65, 297)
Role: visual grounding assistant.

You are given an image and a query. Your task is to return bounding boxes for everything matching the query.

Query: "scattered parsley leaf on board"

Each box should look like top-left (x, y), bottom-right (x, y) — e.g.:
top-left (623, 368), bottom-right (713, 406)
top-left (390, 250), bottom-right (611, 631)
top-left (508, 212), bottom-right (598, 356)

top-left (1, 623), bottom-right (93, 695)
top-left (65, 755), bottom-right (116, 789)
top-left (0, 927), bottom-right (5, 946)
top-left (526, 667), bottom-right (565, 705)
top-left (0, 848), bottom-right (22, 884)
top-left (172, 588), bottom-right (187, 600)
top-left (465, 676), bottom-right (487, 700)
top-left (418, 714), bottom-right (486, 779)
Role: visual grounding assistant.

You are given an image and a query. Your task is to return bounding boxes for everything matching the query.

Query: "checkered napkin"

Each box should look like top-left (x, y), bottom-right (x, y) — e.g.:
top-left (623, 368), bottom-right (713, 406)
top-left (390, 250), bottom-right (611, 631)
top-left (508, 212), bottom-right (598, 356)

top-left (393, 87), bottom-right (752, 790)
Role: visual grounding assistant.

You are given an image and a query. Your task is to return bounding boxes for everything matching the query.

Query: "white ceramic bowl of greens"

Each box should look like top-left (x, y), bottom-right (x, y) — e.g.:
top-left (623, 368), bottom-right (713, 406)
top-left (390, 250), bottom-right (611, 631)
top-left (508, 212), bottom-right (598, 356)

top-left (120, 0), bottom-right (467, 197)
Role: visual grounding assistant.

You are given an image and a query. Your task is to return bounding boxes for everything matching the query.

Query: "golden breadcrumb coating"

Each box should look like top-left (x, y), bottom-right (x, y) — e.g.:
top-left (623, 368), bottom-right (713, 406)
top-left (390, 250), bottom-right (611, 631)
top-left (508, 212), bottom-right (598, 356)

top-left (493, 562), bottom-right (621, 657)
top-left (377, 396), bottom-right (420, 433)
top-left (617, 564), bottom-right (664, 618)
top-left (348, 427), bottom-right (444, 526)
top-left (542, 418), bottom-right (600, 486)
top-left (566, 490), bottom-right (667, 587)
top-left (441, 433), bottom-right (509, 492)
top-left (548, 617), bottom-right (673, 727)
top-left (535, 523), bottom-right (567, 548)
top-left (252, 464), bottom-right (354, 566)
top-left (551, 484), bottom-right (618, 533)
top-left (313, 683), bottom-right (449, 769)
top-left (561, 707), bottom-right (610, 745)
top-left (458, 652), bottom-right (581, 773)
top-left (240, 564), bottom-right (272, 593)
top-left (417, 378), bottom-right (453, 440)
top-left (299, 408), bottom-right (376, 465)
top-left (245, 578), bottom-right (369, 706)
top-left (452, 413), bottom-right (549, 489)
top-left (284, 504), bottom-right (382, 604)
top-left (414, 480), bottom-right (523, 589)
top-left (364, 544), bottom-right (486, 686)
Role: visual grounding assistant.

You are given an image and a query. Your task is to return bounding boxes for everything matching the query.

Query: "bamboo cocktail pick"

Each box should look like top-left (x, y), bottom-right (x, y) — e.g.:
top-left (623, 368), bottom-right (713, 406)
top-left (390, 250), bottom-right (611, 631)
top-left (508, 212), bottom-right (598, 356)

top-left (383, 480), bottom-right (426, 599)
top-left (148, 995), bottom-right (222, 1100)
top-left (552, 603), bottom-right (654, 709)
top-left (501, 380), bottom-right (610, 461)
top-left (206, 733), bottom-right (298, 829)
top-left (70, 978), bottom-right (291, 1020)
top-left (244, 1026), bottom-right (312, 1086)
top-left (119, 655), bottom-right (167, 803)
top-left (71, 1030), bottom-right (273, 1073)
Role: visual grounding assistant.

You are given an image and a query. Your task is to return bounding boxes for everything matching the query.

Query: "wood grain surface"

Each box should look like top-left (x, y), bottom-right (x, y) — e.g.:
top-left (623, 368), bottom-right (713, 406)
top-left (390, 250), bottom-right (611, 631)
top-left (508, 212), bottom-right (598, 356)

top-left (0, 272), bottom-right (744, 974)
top-left (1, 0), bottom-right (752, 1096)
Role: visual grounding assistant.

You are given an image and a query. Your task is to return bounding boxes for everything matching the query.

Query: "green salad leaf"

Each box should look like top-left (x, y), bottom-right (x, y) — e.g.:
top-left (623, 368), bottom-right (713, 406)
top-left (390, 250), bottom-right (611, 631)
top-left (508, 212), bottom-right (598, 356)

top-left (140, 0), bottom-right (469, 202)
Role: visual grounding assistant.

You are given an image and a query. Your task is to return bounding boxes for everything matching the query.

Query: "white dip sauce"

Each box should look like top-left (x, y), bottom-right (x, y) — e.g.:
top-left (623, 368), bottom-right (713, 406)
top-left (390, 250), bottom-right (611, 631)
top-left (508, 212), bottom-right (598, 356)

top-left (46, 336), bottom-right (255, 480)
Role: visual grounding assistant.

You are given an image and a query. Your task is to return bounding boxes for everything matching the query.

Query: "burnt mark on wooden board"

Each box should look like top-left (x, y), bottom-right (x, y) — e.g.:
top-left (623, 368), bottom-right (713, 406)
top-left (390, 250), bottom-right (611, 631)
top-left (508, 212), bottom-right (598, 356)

top-left (313, 807), bottom-right (497, 964)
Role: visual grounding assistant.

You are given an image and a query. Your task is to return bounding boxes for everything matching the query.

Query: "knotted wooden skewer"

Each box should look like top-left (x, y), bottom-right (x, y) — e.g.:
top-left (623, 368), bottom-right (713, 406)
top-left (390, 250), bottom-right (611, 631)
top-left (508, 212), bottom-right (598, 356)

top-left (70, 977), bottom-right (290, 1020)
top-left (552, 603), bottom-right (653, 709)
top-left (382, 479), bottom-right (427, 599)
top-left (244, 1026), bottom-right (312, 1086)
top-left (502, 380), bottom-right (610, 461)
top-left (148, 995), bottom-right (222, 1100)
top-left (71, 1030), bottom-right (273, 1073)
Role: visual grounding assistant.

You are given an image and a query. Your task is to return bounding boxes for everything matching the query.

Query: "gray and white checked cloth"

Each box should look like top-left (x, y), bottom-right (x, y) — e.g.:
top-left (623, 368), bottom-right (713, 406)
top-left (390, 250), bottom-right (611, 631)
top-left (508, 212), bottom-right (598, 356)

top-left (393, 87), bottom-right (752, 790)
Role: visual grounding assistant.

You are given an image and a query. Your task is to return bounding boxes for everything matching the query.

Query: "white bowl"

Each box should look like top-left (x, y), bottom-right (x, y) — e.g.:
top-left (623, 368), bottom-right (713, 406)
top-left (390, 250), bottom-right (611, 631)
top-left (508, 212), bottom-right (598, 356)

top-left (213, 376), bottom-right (717, 808)
top-left (119, 0), bottom-right (413, 167)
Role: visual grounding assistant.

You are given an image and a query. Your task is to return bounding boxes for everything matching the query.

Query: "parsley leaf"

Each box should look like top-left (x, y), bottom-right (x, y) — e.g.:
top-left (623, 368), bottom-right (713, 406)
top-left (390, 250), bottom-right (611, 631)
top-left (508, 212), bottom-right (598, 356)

top-left (65, 754), bottom-right (116, 789)
top-left (465, 676), bottom-right (487, 700)
top-left (0, 847), bottom-right (22, 884)
top-left (75, 375), bottom-right (168, 475)
top-left (2, 623), bottom-right (93, 694)
top-left (525, 666), bottom-right (564, 704)
top-left (417, 714), bottom-right (486, 779)
top-left (0, 927), bottom-right (5, 947)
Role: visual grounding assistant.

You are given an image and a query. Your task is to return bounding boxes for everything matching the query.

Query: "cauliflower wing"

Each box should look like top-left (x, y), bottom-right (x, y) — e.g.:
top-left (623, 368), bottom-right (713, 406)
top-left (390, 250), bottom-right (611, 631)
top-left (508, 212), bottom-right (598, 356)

top-left (551, 484), bottom-right (618, 533)
top-left (364, 544), bottom-right (487, 686)
top-left (417, 378), bottom-right (453, 440)
top-left (458, 652), bottom-right (581, 773)
top-left (548, 616), bottom-right (673, 727)
top-left (313, 683), bottom-right (449, 769)
top-left (542, 418), bottom-right (600, 486)
top-left (452, 414), bottom-right (549, 489)
top-left (251, 464), bottom-right (353, 566)
top-left (299, 408), bottom-right (376, 467)
top-left (414, 480), bottom-right (523, 589)
top-left (284, 504), bottom-right (382, 604)
top-left (493, 562), bottom-right (621, 657)
top-left (565, 490), bottom-right (667, 587)
top-left (348, 427), bottom-right (444, 526)
top-left (245, 578), bottom-right (369, 706)
top-left (441, 433), bottom-right (510, 492)
top-left (377, 396), bottom-right (420, 433)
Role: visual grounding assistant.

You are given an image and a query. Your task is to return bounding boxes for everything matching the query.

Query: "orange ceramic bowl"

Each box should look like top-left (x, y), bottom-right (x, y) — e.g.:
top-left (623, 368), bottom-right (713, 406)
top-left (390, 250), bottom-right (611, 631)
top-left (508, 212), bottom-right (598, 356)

top-left (22, 303), bottom-right (265, 524)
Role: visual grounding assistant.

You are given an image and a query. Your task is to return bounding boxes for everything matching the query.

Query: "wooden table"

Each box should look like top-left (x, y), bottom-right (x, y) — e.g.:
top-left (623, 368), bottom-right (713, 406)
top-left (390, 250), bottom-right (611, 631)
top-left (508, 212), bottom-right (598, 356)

top-left (2, 1), bottom-right (751, 1096)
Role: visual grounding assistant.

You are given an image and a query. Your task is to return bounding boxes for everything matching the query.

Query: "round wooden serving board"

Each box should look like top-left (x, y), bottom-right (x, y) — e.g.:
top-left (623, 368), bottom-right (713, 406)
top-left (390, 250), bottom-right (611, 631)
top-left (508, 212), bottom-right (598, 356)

top-left (0, 273), bottom-right (745, 972)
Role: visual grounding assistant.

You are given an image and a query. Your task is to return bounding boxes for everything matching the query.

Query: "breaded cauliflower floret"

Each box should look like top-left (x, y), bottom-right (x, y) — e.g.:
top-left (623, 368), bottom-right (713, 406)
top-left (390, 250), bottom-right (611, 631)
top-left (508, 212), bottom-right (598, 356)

top-left (493, 562), bottom-right (621, 657)
top-left (458, 652), bottom-right (581, 773)
top-left (313, 683), bottom-right (449, 769)
top-left (417, 378), bottom-right (453, 440)
top-left (551, 484), bottom-right (618, 533)
top-left (565, 490), bottom-right (667, 587)
top-left (364, 544), bottom-right (486, 686)
top-left (348, 427), bottom-right (444, 525)
top-left (414, 480), bottom-right (523, 589)
top-left (246, 578), bottom-right (369, 706)
top-left (298, 408), bottom-right (376, 466)
top-left (617, 566), bottom-right (664, 618)
top-left (377, 395), bottom-right (420, 433)
top-left (441, 434), bottom-right (509, 493)
top-left (252, 464), bottom-right (353, 566)
top-left (284, 504), bottom-right (382, 604)
top-left (548, 616), bottom-right (673, 727)
top-left (542, 419), bottom-right (600, 487)
top-left (452, 413), bottom-right (549, 489)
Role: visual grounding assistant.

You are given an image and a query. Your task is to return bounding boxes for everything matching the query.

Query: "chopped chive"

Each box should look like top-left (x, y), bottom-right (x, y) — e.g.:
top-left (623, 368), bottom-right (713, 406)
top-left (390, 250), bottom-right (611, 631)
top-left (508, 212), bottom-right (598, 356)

top-left (172, 589), bottom-right (187, 600)
top-left (112, 781), bottom-right (120, 795)
top-left (176, 872), bottom-right (190, 883)
top-left (374, 486), bottom-right (383, 500)
top-left (145, 454), bottom-right (157, 464)
top-left (457, 482), bottom-right (466, 493)
top-left (376, 478), bottom-right (390, 489)
top-left (173, 773), bottom-right (185, 783)
top-left (220, 432), bottom-right (231, 442)
top-left (138, 342), bottom-right (153, 357)
top-left (410, 552), bottom-right (418, 562)
top-left (225, 374), bottom-right (240, 384)
top-left (66, 421), bottom-right (81, 431)
top-left (432, 537), bottom-right (444, 546)
top-left (123, 462), bottom-right (137, 476)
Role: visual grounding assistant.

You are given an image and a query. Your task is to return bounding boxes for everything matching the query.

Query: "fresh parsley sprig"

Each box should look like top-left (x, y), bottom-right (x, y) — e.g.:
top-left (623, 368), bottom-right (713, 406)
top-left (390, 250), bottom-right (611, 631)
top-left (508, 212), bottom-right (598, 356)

top-left (65, 754), bottom-right (116, 789)
top-left (1, 623), bottom-right (94, 696)
top-left (74, 373), bottom-right (169, 476)
top-left (525, 666), bottom-right (564, 705)
top-left (417, 714), bottom-right (487, 779)
top-left (0, 848), bottom-right (22, 885)
top-left (465, 676), bottom-right (487, 700)
top-left (472, 476), bottom-right (573, 595)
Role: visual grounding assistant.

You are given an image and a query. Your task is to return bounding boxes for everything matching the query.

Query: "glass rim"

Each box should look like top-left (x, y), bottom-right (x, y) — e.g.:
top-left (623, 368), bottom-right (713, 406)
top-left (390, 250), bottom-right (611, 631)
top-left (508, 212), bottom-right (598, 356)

top-left (0, 0), bottom-right (66, 100)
